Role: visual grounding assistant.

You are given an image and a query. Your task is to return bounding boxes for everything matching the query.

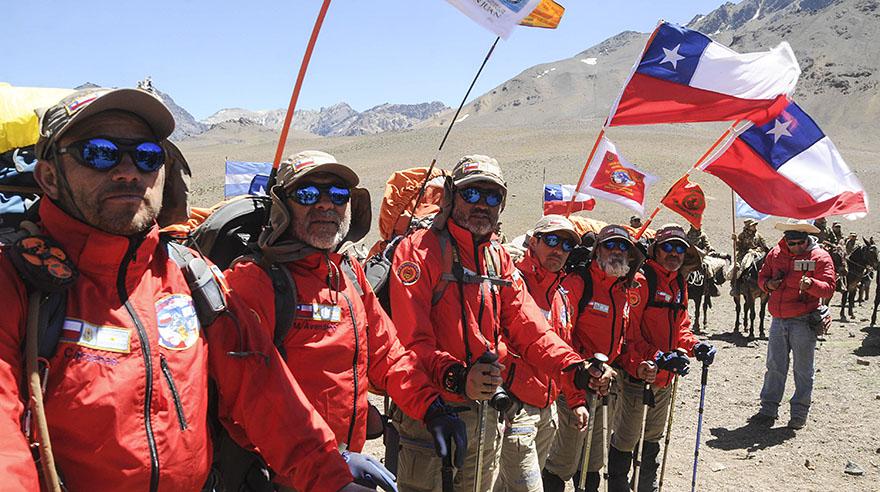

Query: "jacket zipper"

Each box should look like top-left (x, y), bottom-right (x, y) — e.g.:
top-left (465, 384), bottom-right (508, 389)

top-left (608, 281), bottom-right (618, 358)
top-left (341, 293), bottom-right (359, 447)
top-left (119, 238), bottom-right (160, 492)
top-left (160, 354), bottom-right (188, 430)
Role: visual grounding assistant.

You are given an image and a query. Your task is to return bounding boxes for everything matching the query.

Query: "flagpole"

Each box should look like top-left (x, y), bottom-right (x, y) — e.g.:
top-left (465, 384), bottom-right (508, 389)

top-left (633, 119), bottom-right (743, 240)
top-left (566, 128), bottom-right (605, 216)
top-left (730, 189), bottom-right (738, 263)
top-left (406, 36), bottom-right (501, 231)
top-left (271, 0), bottom-right (333, 173)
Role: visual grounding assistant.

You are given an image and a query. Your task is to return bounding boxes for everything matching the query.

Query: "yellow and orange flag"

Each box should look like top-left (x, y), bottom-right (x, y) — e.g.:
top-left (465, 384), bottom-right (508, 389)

top-left (520, 0), bottom-right (565, 29)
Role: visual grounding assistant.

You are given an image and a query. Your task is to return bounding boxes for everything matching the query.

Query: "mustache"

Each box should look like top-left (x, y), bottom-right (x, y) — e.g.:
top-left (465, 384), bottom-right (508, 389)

top-left (99, 182), bottom-right (147, 198)
top-left (307, 209), bottom-right (342, 224)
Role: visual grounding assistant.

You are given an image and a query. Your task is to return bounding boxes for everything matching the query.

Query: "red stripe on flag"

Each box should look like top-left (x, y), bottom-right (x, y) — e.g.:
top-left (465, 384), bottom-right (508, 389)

top-left (704, 139), bottom-right (868, 218)
top-left (610, 74), bottom-right (789, 126)
top-left (544, 199), bottom-right (595, 215)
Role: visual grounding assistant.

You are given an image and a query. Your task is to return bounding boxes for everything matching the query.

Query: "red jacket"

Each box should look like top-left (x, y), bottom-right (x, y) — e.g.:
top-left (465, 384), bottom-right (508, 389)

top-left (389, 220), bottom-right (584, 404)
top-left (564, 262), bottom-right (640, 406)
top-left (224, 253), bottom-right (439, 452)
top-left (623, 260), bottom-right (700, 388)
top-left (759, 238), bottom-right (835, 318)
top-left (510, 251), bottom-right (577, 408)
top-left (0, 199), bottom-right (352, 492)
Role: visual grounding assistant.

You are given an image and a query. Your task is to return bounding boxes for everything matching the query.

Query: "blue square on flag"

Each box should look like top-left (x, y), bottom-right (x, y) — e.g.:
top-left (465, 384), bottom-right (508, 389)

top-left (225, 160), bottom-right (272, 198)
top-left (248, 174), bottom-right (269, 196)
top-left (636, 23), bottom-right (708, 85)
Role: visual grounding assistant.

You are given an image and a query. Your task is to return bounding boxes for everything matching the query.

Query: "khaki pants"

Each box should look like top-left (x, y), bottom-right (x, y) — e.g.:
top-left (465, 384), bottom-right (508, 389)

top-left (393, 400), bottom-right (501, 492)
top-left (493, 403), bottom-right (557, 492)
top-left (610, 375), bottom-right (674, 451)
top-left (544, 381), bottom-right (619, 480)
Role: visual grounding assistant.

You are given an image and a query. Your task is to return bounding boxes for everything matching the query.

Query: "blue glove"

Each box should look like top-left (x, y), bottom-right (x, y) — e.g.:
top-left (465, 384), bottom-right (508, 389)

top-left (655, 351), bottom-right (690, 376)
top-left (693, 342), bottom-right (716, 366)
top-left (341, 450), bottom-right (397, 492)
top-left (423, 397), bottom-right (469, 469)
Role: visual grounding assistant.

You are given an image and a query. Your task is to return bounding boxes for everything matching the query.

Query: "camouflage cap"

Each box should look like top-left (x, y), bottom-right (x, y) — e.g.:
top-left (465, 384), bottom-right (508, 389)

top-left (35, 87), bottom-right (175, 160)
top-left (654, 223), bottom-right (690, 246)
top-left (276, 150), bottom-right (359, 190)
top-left (451, 155), bottom-right (506, 190)
top-left (531, 214), bottom-right (581, 244)
top-left (743, 218), bottom-right (758, 227)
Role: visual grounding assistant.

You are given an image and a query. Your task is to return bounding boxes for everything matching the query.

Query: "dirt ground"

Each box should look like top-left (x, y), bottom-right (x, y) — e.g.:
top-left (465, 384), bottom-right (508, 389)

top-left (361, 289), bottom-right (880, 492)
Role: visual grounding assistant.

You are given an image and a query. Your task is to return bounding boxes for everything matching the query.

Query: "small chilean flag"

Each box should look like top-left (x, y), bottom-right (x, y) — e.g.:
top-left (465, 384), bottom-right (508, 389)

top-left (578, 137), bottom-right (657, 215)
top-left (543, 184), bottom-right (595, 214)
top-left (607, 22), bottom-right (800, 127)
top-left (702, 100), bottom-right (868, 220)
top-left (60, 319), bottom-right (83, 342)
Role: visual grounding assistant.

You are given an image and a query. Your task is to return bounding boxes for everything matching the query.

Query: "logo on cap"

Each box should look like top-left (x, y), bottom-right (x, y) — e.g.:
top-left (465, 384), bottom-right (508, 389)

top-left (65, 95), bottom-right (99, 115)
top-left (293, 159), bottom-right (315, 172)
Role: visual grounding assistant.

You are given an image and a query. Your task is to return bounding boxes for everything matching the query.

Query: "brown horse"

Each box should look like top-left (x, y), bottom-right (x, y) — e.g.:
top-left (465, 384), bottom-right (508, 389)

top-left (733, 249), bottom-right (769, 338)
top-left (840, 238), bottom-right (879, 321)
top-left (688, 253), bottom-right (730, 334)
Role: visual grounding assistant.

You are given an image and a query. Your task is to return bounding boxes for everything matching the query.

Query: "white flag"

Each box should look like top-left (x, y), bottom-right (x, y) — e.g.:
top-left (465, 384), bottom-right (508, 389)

top-left (445, 0), bottom-right (542, 39)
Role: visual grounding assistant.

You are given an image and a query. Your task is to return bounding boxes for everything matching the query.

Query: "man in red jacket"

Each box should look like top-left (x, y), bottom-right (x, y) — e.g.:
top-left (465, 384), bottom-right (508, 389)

top-left (499, 214), bottom-right (584, 492)
top-left (223, 150), bottom-right (467, 473)
top-left (751, 220), bottom-right (835, 430)
top-left (608, 224), bottom-right (716, 492)
top-left (543, 224), bottom-right (648, 492)
top-left (388, 155), bottom-right (613, 492)
top-left (0, 87), bottom-right (374, 492)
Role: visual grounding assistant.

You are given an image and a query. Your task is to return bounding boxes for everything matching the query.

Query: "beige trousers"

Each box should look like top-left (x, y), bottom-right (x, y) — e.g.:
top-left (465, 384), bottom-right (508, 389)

top-left (393, 399), bottom-right (501, 492)
top-left (610, 375), bottom-right (674, 451)
top-left (493, 403), bottom-right (557, 492)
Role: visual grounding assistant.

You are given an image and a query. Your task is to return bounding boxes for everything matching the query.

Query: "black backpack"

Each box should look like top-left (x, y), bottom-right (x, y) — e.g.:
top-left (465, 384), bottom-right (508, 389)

top-left (0, 146), bottom-right (41, 230)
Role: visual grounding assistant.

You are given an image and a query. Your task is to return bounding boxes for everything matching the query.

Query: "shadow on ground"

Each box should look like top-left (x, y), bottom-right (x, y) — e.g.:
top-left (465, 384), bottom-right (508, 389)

top-left (706, 421), bottom-right (796, 452)
top-left (853, 325), bottom-right (880, 357)
top-left (707, 331), bottom-right (765, 347)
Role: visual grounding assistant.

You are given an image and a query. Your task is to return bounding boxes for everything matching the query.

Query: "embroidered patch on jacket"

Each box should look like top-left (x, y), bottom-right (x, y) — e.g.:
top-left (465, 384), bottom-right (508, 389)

top-left (397, 261), bottom-right (421, 285)
top-left (627, 290), bottom-right (641, 307)
top-left (296, 303), bottom-right (341, 322)
top-left (60, 318), bottom-right (131, 353)
top-left (156, 294), bottom-right (200, 350)
top-left (589, 301), bottom-right (610, 314)
top-left (657, 291), bottom-right (672, 302)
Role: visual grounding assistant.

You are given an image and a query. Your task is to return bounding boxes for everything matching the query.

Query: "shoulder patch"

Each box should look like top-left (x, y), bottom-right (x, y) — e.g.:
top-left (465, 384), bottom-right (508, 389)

top-left (627, 289), bottom-right (641, 307)
top-left (156, 294), bottom-right (200, 350)
top-left (397, 261), bottom-right (421, 285)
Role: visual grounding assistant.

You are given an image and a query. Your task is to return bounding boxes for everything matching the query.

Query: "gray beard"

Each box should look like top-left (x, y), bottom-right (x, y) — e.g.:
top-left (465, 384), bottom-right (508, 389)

top-left (599, 256), bottom-right (630, 278)
top-left (295, 210), bottom-right (351, 251)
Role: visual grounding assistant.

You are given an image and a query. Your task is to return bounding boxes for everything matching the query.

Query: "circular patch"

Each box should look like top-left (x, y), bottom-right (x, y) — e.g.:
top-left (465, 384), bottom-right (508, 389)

top-left (156, 294), bottom-right (200, 350)
top-left (627, 289), bottom-right (641, 307)
top-left (397, 261), bottom-right (421, 286)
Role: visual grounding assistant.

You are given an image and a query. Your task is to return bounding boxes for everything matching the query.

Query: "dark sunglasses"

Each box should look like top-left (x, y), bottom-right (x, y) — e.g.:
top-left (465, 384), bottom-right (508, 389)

top-left (292, 183), bottom-right (351, 206)
top-left (602, 240), bottom-right (631, 252)
top-left (786, 239), bottom-right (807, 247)
top-left (458, 187), bottom-right (503, 207)
top-left (659, 242), bottom-right (687, 254)
top-left (538, 233), bottom-right (576, 252)
top-left (56, 138), bottom-right (165, 173)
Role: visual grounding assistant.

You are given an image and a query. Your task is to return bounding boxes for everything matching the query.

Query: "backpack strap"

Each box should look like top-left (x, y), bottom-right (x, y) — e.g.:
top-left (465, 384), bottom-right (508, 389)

top-left (166, 240), bottom-right (227, 326)
top-left (341, 254), bottom-right (364, 296)
top-left (577, 261), bottom-right (595, 314)
top-left (261, 261), bottom-right (297, 359)
top-left (642, 263), bottom-right (687, 312)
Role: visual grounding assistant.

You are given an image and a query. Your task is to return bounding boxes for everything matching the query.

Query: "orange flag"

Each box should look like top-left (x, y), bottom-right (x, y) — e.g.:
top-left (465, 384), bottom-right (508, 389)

top-left (520, 0), bottom-right (565, 29)
top-left (661, 176), bottom-right (706, 228)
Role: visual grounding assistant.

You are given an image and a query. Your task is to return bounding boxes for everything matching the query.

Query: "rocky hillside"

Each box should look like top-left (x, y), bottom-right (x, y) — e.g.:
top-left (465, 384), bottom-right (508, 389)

top-left (203, 101), bottom-right (448, 137)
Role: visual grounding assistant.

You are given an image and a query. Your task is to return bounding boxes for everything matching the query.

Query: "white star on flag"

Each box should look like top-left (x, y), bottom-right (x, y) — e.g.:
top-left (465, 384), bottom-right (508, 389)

top-left (659, 44), bottom-right (685, 70)
top-left (766, 118), bottom-right (793, 143)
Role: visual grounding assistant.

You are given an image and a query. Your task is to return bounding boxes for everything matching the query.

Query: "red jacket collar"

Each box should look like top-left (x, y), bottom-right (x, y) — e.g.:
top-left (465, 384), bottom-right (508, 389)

top-left (645, 259), bottom-right (678, 283)
top-left (39, 198), bottom-right (161, 279)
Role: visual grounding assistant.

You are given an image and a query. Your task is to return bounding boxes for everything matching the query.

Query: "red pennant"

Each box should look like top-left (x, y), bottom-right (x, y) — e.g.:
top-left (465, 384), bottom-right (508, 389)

top-left (661, 176), bottom-right (706, 228)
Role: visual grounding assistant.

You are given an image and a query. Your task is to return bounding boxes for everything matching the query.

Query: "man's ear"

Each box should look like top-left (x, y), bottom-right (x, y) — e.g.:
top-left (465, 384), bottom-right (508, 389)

top-left (34, 160), bottom-right (61, 200)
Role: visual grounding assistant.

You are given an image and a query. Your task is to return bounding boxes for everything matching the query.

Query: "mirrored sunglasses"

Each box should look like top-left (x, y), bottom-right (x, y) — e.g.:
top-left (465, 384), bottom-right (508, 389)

top-left (602, 240), bottom-right (631, 252)
top-left (659, 242), bottom-right (687, 254)
top-left (292, 184), bottom-right (351, 206)
top-left (539, 233), bottom-right (575, 252)
top-left (458, 187), bottom-right (503, 207)
top-left (56, 137), bottom-right (165, 173)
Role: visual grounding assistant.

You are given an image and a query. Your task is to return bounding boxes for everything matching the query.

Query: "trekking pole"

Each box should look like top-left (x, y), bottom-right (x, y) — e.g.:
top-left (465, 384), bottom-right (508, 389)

top-left (690, 364), bottom-right (710, 492)
top-left (657, 375), bottom-right (679, 491)
top-left (577, 353), bottom-right (609, 492)
top-left (407, 37), bottom-right (501, 232)
top-left (632, 369), bottom-right (656, 492)
top-left (601, 395), bottom-right (610, 492)
top-left (473, 350), bottom-right (505, 492)
top-left (442, 437), bottom-right (454, 492)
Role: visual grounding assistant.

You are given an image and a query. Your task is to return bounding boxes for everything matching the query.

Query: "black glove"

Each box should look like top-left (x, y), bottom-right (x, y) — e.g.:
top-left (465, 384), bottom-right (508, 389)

top-left (655, 351), bottom-right (690, 376)
top-left (572, 363), bottom-right (592, 391)
top-left (693, 342), bottom-right (716, 366)
top-left (341, 450), bottom-right (397, 492)
top-left (423, 397), bottom-right (469, 469)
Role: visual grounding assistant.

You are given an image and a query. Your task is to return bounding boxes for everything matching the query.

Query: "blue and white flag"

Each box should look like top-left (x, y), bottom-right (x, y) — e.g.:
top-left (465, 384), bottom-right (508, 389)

top-left (734, 193), bottom-right (770, 221)
top-left (225, 160), bottom-right (271, 198)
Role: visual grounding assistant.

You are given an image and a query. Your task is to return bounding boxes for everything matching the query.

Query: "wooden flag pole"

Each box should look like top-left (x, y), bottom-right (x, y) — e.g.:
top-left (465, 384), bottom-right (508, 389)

top-left (731, 189), bottom-right (738, 262)
top-left (271, 0), bottom-right (333, 172)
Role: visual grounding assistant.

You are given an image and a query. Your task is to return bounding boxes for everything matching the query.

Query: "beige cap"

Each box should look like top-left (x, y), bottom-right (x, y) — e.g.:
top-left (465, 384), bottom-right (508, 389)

top-left (276, 150), bottom-right (359, 190)
top-left (743, 218), bottom-right (758, 227)
top-left (773, 218), bottom-right (820, 234)
top-left (35, 87), bottom-right (175, 159)
top-left (451, 155), bottom-right (506, 189)
top-left (531, 215), bottom-right (581, 244)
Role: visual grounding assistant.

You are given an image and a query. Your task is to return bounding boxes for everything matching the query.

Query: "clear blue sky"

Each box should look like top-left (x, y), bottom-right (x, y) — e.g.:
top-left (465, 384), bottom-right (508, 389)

top-left (7, 0), bottom-right (729, 120)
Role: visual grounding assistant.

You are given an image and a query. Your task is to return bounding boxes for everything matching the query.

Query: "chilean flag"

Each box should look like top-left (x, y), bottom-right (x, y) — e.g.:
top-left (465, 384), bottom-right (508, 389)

top-left (702, 100), bottom-right (868, 220)
top-left (607, 22), bottom-right (800, 127)
top-left (543, 184), bottom-right (595, 214)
